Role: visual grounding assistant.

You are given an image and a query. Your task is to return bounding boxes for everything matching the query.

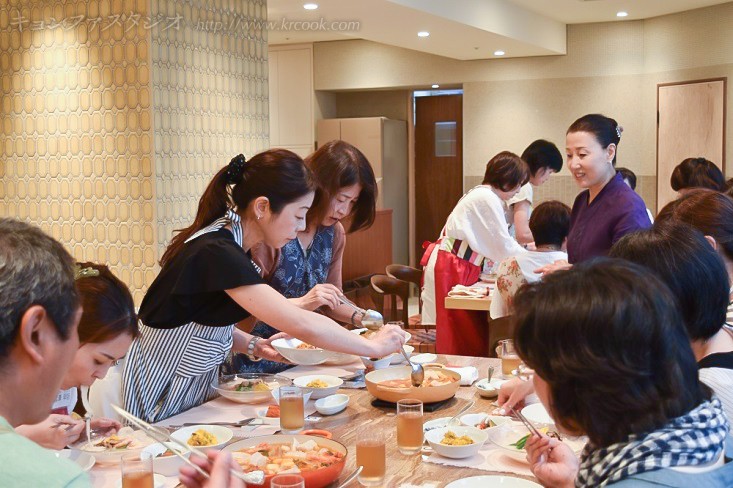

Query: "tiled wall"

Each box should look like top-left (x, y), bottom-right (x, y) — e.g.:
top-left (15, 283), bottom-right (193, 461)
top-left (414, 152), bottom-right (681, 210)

top-left (0, 0), bottom-right (156, 302)
top-left (151, 0), bottom-right (269, 256)
top-left (0, 0), bottom-right (269, 302)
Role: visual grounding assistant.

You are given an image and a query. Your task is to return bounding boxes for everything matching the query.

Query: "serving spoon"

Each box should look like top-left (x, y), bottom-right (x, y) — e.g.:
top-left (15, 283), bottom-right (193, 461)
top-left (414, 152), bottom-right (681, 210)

top-left (400, 347), bottom-right (424, 387)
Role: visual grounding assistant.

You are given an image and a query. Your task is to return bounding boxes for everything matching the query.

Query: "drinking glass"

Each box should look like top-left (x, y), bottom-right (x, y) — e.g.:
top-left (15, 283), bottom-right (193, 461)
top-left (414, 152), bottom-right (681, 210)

top-left (121, 453), bottom-right (153, 488)
top-left (279, 386), bottom-right (305, 434)
top-left (496, 339), bottom-right (522, 377)
top-left (396, 399), bottom-right (423, 455)
top-left (271, 474), bottom-right (305, 488)
top-left (356, 431), bottom-right (386, 486)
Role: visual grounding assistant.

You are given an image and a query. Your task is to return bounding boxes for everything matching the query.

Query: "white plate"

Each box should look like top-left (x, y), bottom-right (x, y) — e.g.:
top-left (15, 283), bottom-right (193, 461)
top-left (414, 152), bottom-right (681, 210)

top-left (54, 450), bottom-right (95, 472)
top-left (487, 422), bottom-right (586, 460)
top-left (115, 473), bottom-right (166, 488)
top-left (292, 375), bottom-right (343, 399)
top-left (521, 403), bottom-right (554, 426)
top-left (446, 475), bottom-right (541, 487)
top-left (170, 425), bottom-right (233, 450)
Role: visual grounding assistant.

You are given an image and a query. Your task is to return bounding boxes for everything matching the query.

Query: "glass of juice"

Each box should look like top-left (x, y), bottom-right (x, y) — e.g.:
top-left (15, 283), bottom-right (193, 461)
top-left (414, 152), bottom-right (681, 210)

top-left (496, 339), bottom-right (522, 377)
top-left (121, 453), bottom-right (153, 488)
top-left (271, 474), bottom-right (305, 488)
top-left (356, 431), bottom-right (386, 486)
top-left (396, 398), bottom-right (423, 455)
top-left (279, 386), bottom-right (305, 434)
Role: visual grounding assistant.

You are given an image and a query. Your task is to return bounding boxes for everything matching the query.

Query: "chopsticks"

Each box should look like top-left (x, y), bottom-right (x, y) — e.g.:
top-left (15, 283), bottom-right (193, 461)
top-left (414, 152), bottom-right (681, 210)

top-left (111, 405), bottom-right (265, 486)
top-left (509, 406), bottom-right (542, 438)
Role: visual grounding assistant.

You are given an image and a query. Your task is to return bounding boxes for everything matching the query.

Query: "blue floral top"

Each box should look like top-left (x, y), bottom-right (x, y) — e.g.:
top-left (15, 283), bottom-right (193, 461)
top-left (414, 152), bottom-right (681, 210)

top-left (227, 225), bottom-right (336, 374)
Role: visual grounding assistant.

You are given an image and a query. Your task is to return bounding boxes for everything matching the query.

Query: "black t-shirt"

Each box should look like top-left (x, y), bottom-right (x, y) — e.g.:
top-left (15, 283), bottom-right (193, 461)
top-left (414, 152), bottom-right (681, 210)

top-left (139, 228), bottom-right (265, 329)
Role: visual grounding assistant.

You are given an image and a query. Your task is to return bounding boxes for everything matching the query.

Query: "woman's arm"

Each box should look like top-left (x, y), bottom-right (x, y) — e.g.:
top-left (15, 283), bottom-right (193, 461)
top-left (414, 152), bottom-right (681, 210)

top-left (512, 200), bottom-right (534, 245)
top-left (226, 284), bottom-right (405, 358)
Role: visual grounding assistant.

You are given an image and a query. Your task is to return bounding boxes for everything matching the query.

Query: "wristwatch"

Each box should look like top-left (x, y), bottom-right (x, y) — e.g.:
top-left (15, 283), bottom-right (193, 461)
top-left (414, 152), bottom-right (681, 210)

top-left (247, 336), bottom-right (263, 362)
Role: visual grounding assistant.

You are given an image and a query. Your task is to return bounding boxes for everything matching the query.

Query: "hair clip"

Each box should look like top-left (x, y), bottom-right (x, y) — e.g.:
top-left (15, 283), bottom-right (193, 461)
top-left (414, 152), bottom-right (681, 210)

top-left (615, 125), bottom-right (623, 139)
top-left (225, 154), bottom-right (247, 184)
top-left (74, 264), bottom-right (100, 280)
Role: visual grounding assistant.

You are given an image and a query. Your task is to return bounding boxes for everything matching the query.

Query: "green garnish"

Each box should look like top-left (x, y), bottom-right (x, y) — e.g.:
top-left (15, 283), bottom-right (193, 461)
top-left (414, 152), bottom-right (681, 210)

top-left (510, 433), bottom-right (530, 450)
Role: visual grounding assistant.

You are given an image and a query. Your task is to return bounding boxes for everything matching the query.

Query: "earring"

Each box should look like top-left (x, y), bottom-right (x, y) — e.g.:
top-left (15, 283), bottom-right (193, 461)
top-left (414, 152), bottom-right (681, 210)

top-left (256, 215), bottom-right (262, 220)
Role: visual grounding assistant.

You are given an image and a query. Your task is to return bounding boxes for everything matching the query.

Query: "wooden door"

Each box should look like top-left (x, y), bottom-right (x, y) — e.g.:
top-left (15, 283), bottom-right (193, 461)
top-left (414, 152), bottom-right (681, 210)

top-left (414, 95), bottom-right (463, 262)
top-left (657, 79), bottom-right (726, 210)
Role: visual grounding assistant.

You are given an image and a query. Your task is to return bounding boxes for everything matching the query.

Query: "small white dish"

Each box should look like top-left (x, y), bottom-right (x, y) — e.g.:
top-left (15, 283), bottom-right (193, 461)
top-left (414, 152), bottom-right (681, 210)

top-left (254, 407), bottom-right (281, 425)
top-left (170, 425), bottom-right (233, 450)
top-left (360, 355), bottom-right (393, 370)
top-left (459, 414), bottom-right (512, 438)
top-left (271, 387), bottom-right (313, 405)
top-left (411, 353), bottom-right (437, 364)
top-left (115, 473), bottom-right (166, 488)
top-left (521, 403), bottom-right (554, 426)
top-left (270, 338), bottom-right (332, 365)
top-left (293, 375), bottom-right (343, 399)
top-left (446, 475), bottom-right (541, 488)
top-left (314, 394), bottom-right (349, 415)
top-left (424, 425), bottom-right (488, 459)
top-left (474, 378), bottom-right (508, 399)
top-left (54, 449), bottom-right (95, 472)
top-left (389, 344), bottom-right (415, 364)
top-left (141, 442), bottom-right (191, 477)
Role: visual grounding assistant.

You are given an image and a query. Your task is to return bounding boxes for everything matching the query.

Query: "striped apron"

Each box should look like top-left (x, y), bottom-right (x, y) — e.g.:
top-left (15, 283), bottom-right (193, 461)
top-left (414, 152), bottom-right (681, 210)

top-left (122, 210), bottom-right (248, 422)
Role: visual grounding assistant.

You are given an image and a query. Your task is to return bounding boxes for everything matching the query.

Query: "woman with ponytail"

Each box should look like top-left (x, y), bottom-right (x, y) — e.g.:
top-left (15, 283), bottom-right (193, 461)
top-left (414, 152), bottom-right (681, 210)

top-left (122, 149), bottom-right (406, 421)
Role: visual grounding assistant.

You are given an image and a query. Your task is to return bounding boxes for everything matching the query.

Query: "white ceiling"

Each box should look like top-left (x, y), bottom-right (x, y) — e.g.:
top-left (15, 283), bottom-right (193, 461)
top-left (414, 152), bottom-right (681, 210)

top-left (267, 0), bottom-right (732, 60)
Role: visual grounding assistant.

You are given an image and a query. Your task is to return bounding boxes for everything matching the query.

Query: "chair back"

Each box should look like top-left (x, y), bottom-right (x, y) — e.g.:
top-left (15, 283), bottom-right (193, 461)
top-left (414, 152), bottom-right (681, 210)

top-left (370, 274), bottom-right (410, 324)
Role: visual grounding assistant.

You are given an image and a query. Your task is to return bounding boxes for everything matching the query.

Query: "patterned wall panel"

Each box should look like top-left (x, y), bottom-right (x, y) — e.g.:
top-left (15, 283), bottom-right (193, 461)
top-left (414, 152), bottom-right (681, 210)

top-left (151, 0), bottom-right (269, 256)
top-left (0, 0), bottom-right (156, 303)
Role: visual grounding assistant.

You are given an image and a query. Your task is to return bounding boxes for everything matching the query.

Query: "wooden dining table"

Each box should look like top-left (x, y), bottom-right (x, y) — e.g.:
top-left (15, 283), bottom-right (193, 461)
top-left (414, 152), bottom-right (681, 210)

top-left (89, 355), bottom-right (538, 487)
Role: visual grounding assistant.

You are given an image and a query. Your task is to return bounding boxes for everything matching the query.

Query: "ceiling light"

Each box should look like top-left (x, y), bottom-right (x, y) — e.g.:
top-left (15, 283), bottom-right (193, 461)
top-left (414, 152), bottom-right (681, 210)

top-left (417, 31), bottom-right (430, 38)
top-left (616, 11), bottom-right (628, 17)
top-left (494, 50), bottom-right (505, 56)
top-left (303, 3), bottom-right (318, 10)
top-left (432, 84), bottom-right (440, 89)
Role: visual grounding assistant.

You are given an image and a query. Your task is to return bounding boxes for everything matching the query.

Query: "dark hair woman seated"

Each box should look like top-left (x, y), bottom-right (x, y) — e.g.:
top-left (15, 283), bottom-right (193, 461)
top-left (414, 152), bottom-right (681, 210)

top-left (514, 259), bottom-right (731, 487)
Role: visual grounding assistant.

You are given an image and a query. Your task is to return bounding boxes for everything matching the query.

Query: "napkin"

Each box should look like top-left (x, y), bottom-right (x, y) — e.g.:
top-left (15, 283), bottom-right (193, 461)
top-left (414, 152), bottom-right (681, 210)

top-left (447, 284), bottom-right (490, 298)
top-left (423, 444), bottom-right (535, 478)
top-left (445, 366), bottom-right (479, 385)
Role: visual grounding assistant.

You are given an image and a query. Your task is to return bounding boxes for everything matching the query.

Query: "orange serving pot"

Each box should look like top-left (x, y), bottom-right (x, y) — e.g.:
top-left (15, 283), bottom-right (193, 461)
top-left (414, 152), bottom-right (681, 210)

top-left (365, 365), bottom-right (461, 404)
top-left (223, 434), bottom-right (347, 488)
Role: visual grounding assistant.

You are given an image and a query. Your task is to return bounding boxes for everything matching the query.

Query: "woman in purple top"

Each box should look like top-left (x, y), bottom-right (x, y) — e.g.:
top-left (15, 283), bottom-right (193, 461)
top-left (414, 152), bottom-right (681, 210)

top-left (565, 114), bottom-right (651, 263)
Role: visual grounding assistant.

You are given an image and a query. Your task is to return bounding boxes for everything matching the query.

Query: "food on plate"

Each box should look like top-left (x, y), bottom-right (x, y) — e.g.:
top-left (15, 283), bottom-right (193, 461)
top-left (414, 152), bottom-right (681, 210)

top-left (155, 449), bottom-right (176, 458)
top-left (266, 405), bottom-right (281, 418)
top-left (187, 429), bottom-right (218, 447)
top-left (80, 427), bottom-right (141, 451)
top-left (379, 370), bottom-right (457, 389)
top-left (305, 379), bottom-right (329, 389)
top-left (477, 417), bottom-right (497, 430)
top-left (440, 431), bottom-right (474, 446)
top-left (224, 378), bottom-right (272, 392)
top-left (510, 427), bottom-right (555, 450)
top-left (296, 342), bottom-right (319, 350)
top-left (232, 438), bottom-right (344, 476)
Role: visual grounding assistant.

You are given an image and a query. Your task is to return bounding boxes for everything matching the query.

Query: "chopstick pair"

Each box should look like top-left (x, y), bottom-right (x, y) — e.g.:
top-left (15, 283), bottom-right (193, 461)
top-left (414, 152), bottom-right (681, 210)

top-left (509, 406), bottom-right (542, 438)
top-left (111, 404), bottom-right (265, 486)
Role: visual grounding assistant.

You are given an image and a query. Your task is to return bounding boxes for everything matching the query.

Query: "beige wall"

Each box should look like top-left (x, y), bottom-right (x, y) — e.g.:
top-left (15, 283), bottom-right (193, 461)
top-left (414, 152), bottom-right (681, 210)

top-left (0, 0), bottom-right (268, 302)
top-left (333, 90), bottom-right (409, 121)
top-left (313, 2), bottom-right (733, 213)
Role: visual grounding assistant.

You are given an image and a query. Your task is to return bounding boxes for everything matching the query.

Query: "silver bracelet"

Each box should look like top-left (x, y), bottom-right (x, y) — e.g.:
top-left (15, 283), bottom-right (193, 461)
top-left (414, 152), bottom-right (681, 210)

top-left (247, 336), bottom-right (263, 362)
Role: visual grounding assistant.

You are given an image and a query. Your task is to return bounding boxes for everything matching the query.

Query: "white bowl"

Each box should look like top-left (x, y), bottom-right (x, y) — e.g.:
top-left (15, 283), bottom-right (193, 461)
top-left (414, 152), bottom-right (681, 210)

top-left (521, 403), bottom-right (554, 426)
top-left (474, 378), bottom-right (508, 399)
top-left (212, 374), bottom-right (292, 404)
top-left (271, 387), bottom-right (313, 405)
top-left (446, 475), bottom-right (541, 488)
top-left (54, 450), bottom-right (95, 471)
top-left (423, 417), bottom-right (452, 433)
top-left (411, 353), bottom-right (437, 364)
top-left (293, 375), bottom-right (343, 399)
top-left (460, 414), bottom-right (512, 436)
top-left (425, 426), bottom-right (488, 459)
top-left (360, 355), bottom-right (393, 370)
top-left (170, 425), bottom-right (233, 450)
top-left (315, 394), bottom-right (349, 415)
top-left (389, 344), bottom-right (415, 364)
top-left (271, 338), bottom-right (333, 365)
top-left (141, 442), bottom-right (191, 477)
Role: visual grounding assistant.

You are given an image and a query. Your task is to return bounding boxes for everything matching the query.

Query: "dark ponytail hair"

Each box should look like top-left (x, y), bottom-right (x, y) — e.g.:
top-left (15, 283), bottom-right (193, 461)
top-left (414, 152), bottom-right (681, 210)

top-left (75, 262), bottom-right (138, 344)
top-left (161, 149), bottom-right (317, 266)
top-left (306, 140), bottom-right (378, 233)
top-left (567, 114), bottom-right (623, 165)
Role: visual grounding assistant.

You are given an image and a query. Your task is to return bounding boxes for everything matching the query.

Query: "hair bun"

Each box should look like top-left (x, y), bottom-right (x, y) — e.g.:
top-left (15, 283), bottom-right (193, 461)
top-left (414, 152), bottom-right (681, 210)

top-left (225, 154), bottom-right (247, 184)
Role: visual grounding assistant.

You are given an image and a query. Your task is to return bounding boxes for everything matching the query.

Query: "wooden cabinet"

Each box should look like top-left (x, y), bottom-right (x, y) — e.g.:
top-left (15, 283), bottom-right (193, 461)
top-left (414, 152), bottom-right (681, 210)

top-left (268, 45), bottom-right (314, 158)
top-left (317, 117), bottom-right (408, 265)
